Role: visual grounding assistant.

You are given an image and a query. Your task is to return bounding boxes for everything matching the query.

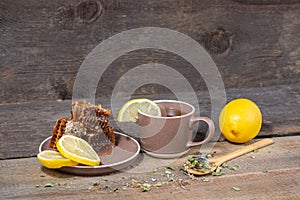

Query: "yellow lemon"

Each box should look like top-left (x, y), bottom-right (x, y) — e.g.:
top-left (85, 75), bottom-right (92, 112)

top-left (37, 150), bottom-right (78, 169)
top-left (219, 98), bottom-right (262, 143)
top-left (117, 98), bottom-right (161, 122)
top-left (56, 135), bottom-right (100, 166)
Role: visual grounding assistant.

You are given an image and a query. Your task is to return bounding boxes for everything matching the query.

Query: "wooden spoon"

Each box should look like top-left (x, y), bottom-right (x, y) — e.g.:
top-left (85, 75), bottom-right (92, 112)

top-left (187, 138), bottom-right (274, 176)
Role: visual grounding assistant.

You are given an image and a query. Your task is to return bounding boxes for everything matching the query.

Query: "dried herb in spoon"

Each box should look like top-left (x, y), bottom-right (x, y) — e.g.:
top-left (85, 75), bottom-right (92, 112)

top-left (182, 153), bottom-right (212, 173)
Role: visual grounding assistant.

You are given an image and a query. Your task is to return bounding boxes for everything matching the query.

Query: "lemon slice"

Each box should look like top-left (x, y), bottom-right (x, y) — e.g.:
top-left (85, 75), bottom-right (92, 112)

top-left (37, 150), bottom-right (78, 169)
top-left (56, 135), bottom-right (100, 166)
top-left (117, 98), bottom-right (161, 122)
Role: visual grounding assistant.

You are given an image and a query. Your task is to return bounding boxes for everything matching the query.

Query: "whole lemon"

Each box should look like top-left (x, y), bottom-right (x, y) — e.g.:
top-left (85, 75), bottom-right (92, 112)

top-left (219, 98), bottom-right (262, 143)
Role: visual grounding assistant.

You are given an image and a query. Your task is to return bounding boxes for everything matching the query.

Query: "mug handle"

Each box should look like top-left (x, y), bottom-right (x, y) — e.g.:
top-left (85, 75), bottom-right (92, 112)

top-left (186, 117), bottom-right (215, 148)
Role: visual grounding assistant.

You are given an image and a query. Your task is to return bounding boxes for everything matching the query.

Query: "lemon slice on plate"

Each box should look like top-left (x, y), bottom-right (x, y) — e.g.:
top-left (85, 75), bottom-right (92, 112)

top-left (37, 150), bottom-right (78, 169)
top-left (117, 98), bottom-right (161, 122)
top-left (56, 135), bottom-right (100, 166)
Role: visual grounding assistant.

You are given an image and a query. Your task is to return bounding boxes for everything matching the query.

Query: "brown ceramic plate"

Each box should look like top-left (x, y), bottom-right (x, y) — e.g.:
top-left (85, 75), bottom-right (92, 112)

top-left (39, 132), bottom-right (140, 176)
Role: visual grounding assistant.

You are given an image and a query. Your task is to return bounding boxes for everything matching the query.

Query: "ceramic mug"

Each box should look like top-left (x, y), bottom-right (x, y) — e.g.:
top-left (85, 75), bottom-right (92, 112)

top-left (138, 100), bottom-right (215, 158)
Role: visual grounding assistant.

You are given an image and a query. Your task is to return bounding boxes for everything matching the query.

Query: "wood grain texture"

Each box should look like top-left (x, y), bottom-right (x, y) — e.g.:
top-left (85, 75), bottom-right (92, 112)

top-left (1, 136), bottom-right (299, 200)
top-left (0, 0), bottom-right (299, 103)
top-left (1, 2), bottom-right (299, 198)
top-left (0, 84), bottom-right (299, 159)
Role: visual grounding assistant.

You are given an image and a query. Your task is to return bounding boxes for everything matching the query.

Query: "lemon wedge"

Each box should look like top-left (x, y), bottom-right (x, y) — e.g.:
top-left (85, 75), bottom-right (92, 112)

top-left (56, 135), bottom-right (100, 166)
top-left (117, 98), bottom-right (161, 122)
top-left (37, 150), bottom-right (78, 169)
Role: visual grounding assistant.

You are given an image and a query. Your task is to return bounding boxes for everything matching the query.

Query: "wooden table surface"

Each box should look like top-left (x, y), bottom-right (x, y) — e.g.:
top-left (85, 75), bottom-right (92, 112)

top-left (1, 86), bottom-right (299, 200)
top-left (1, 135), bottom-right (299, 200)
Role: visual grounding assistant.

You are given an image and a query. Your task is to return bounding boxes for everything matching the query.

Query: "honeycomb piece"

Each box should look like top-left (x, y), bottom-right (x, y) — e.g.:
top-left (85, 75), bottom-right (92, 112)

top-left (49, 101), bottom-right (115, 154)
top-left (70, 100), bottom-right (115, 145)
top-left (49, 118), bottom-right (67, 150)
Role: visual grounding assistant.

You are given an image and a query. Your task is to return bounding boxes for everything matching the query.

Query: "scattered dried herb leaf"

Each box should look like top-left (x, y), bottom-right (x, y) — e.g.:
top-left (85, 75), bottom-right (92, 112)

top-left (232, 187), bottom-right (241, 191)
top-left (148, 169), bottom-right (159, 176)
top-left (154, 182), bottom-right (163, 187)
top-left (212, 171), bottom-right (225, 176)
top-left (263, 168), bottom-right (269, 173)
top-left (131, 179), bottom-right (141, 188)
top-left (44, 183), bottom-right (55, 188)
top-left (212, 165), bottom-right (225, 176)
top-left (201, 178), bottom-right (210, 182)
top-left (89, 185), bottom-right (101, 191)
top-left (229, 164), bottom-right (240, 171)
top-left (253, 149), bottom-right (259, 153)
top-left (168, 177), bottom-right (176, 183)
top-left (221, 162), bottom-right (228, 168)
top-left (142, 183), bottom-right (151, 192)
top-left (165, 170), bottom-right (172, 178)
top-left (165, 170), bottom-right (172, 175)
top-left (93, 182), bottom-right (99, 186)
top-left (178, 179), bottom-right (189, 189)
top-left (165, 164), bottom-right (174, 170)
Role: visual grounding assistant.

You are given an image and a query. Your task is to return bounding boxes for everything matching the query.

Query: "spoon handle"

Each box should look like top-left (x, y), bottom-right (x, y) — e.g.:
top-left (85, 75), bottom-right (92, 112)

top-left (216, 139), bottom-right (274, 164)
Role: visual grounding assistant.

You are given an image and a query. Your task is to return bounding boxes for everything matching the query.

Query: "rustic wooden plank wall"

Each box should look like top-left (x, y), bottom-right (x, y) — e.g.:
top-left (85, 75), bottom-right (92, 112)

top-left (1, 0), bottom-right (299, 103)
top-left (0, 0), bottom-right (299, 159)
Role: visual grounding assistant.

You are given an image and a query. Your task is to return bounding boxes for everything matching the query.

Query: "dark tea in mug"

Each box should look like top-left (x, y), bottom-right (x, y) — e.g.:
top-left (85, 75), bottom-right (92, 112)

top-left (164, 108), bottom-right (182, 117)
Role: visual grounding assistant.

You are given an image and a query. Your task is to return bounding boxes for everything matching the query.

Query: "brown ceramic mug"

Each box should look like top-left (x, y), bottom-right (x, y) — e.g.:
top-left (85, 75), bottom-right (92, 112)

top-left (138, 100), bottom-right (215, 158)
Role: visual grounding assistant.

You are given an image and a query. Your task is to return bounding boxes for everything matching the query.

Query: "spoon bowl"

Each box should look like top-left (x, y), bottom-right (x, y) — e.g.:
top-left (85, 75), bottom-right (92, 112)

top-left (187, 138), bottom-right (274, 176)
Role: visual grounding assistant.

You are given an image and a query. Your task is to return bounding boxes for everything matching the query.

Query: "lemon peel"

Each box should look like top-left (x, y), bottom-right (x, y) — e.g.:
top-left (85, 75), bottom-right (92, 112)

top-left (37, 150), bottom-right (78, 169)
